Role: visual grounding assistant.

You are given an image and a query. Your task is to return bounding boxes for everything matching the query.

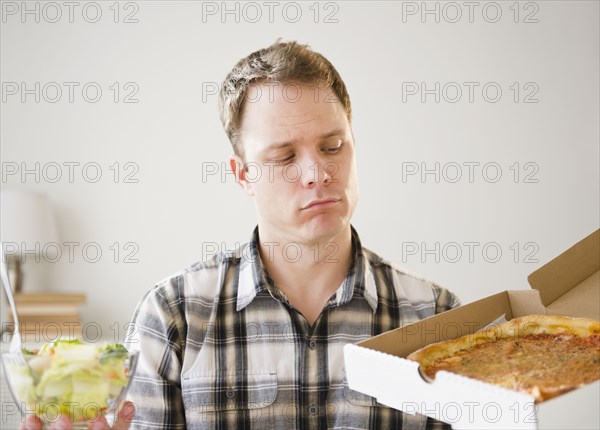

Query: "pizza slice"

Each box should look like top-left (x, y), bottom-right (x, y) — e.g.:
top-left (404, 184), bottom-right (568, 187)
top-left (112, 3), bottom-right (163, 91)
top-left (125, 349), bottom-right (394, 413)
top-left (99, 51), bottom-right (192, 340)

top-left (407, 315), bottom-right (600, 402)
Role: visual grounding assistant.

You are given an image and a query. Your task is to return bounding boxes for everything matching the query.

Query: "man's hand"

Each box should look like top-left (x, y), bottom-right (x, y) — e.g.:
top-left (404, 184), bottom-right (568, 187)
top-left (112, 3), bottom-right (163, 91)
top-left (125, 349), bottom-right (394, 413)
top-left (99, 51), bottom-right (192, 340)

top-left (21, 401), bottom-right (135, 430)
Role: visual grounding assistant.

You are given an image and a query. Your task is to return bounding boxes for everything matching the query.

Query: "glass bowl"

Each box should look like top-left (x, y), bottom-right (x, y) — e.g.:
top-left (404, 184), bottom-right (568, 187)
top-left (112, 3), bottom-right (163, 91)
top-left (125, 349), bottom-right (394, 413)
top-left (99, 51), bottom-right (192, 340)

top-left (2, 340), bottom-right (138, 429)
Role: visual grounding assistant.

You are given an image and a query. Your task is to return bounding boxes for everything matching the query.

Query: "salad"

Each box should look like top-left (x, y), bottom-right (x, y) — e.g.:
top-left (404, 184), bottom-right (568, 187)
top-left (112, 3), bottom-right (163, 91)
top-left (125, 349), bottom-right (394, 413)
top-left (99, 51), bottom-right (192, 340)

top-left (5, 339), bottom-right (132, 422)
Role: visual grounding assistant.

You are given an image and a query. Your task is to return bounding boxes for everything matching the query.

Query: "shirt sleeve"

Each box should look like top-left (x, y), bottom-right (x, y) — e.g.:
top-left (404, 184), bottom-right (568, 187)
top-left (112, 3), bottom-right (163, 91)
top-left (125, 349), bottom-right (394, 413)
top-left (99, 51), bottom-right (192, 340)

top-left (124, 278), bottom-right (187, 429)
top-left (432, 284), bottom-right (462, 314)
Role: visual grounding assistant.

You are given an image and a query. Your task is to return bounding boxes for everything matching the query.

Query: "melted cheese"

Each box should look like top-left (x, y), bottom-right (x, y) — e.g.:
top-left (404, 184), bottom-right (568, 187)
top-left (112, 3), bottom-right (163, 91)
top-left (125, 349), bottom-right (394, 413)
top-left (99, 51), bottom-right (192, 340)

top-left (426, 333), bottom-right (600, 402)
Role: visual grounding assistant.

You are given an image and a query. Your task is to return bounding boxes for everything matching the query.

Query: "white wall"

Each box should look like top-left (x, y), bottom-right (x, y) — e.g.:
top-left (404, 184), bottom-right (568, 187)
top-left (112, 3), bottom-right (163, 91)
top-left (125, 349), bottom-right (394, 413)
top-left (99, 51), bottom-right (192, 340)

top-left (1, 1), bottom-right (598, 340)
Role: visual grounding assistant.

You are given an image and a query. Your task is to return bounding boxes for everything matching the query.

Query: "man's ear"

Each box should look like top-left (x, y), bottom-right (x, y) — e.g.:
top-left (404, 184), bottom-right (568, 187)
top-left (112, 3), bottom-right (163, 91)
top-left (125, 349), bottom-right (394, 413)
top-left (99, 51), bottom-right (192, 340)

top-left (229, 154), bottom-right (254, 196)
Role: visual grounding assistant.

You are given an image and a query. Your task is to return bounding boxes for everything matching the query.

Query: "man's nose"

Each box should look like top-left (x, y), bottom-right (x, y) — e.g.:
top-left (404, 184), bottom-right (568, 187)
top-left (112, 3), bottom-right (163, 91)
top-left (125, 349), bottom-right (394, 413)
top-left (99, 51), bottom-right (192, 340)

top-left (299, 159), bottom-right (332, 188)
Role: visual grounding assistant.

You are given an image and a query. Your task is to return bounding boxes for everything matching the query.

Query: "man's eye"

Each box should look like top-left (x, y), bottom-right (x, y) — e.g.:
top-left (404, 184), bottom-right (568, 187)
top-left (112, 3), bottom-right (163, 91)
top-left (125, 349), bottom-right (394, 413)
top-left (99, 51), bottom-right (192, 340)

top-left (272, 155), bottom-right (294, 165)
top-left (323, 141), bottom-right (343, 154)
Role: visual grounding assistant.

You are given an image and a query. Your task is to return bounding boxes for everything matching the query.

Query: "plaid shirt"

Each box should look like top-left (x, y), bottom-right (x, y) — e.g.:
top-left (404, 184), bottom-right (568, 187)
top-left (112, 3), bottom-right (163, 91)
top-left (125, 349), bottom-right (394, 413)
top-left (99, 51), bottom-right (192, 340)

top-left (125, 226), bottom-right (461, 429)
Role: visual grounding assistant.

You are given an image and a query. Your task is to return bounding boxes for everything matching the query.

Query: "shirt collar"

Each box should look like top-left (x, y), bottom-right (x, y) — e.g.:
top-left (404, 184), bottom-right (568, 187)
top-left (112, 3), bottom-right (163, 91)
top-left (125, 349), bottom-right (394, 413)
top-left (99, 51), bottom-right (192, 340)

top-left (236, 226), bottom-right (378, 312)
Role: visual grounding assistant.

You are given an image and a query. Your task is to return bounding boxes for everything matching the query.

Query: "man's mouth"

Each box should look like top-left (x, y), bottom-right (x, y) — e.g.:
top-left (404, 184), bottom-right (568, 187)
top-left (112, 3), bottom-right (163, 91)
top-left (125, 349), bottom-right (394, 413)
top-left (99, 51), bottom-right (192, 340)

top-left (302, 198), bottom-right (340, 210)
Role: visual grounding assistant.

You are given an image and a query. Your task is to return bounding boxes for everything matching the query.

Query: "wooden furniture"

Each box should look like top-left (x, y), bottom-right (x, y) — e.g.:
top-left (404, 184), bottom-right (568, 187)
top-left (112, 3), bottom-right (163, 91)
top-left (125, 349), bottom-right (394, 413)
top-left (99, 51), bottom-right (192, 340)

top-left (5, 292), bottom-right (86, 343)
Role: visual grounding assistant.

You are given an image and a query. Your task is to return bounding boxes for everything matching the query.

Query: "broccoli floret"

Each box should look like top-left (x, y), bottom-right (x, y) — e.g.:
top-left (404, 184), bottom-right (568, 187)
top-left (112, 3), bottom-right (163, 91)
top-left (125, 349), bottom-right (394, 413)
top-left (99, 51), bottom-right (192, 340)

top-left (99, 344), bottom-right (128, 364)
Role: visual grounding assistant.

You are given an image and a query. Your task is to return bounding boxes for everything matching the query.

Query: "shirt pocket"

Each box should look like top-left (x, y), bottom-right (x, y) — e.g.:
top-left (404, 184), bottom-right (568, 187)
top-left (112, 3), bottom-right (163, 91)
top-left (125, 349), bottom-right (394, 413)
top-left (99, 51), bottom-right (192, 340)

top-left (182, 370), bottom-right (278, 412)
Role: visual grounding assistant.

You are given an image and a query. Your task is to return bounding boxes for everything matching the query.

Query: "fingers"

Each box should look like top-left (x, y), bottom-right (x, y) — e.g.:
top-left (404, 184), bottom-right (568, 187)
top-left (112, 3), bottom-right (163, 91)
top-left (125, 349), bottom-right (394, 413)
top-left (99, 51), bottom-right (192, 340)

top-left (48, 415), bottom-right (72, 430)
top-left (22, 414), bottom-right (72, 430)
top-left (22, 415), bottom-right (44, 430)
top-left (20, 403), bottom-right (135, 430)
top-left (111, 402), bottom-right (136, 430)
top-left (87, 415), bottom-right (109, 430)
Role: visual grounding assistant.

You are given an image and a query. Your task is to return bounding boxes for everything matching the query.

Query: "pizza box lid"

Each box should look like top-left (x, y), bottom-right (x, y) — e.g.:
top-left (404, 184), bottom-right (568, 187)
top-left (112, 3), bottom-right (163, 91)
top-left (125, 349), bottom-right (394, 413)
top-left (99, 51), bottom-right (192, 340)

top-left (343, 228), bottom-right (600, 429)
top-left (528, 229), bottom-right (599, 320)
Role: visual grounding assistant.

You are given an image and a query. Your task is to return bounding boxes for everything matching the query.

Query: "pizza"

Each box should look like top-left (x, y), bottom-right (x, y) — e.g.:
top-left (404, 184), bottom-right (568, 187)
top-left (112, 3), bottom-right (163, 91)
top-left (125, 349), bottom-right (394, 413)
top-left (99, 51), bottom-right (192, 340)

top-left (407, 314), bottom-right (600, 402)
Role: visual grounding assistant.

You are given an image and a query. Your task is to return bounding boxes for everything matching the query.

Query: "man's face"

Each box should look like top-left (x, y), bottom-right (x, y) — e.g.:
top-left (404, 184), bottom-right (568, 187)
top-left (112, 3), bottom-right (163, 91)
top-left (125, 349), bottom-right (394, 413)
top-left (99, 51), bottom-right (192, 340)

top-left (233, 82), bottom-right (358, 245)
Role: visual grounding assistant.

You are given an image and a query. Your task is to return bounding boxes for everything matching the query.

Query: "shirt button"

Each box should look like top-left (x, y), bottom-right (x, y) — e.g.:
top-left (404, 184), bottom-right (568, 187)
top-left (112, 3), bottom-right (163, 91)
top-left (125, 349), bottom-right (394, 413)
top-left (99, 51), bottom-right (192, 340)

top-left (308, 405), bottom-right (318, 415)
top-left (308, 340), bottom-right (316, 349)
top-left (226, 389), bottom-right (235, 399)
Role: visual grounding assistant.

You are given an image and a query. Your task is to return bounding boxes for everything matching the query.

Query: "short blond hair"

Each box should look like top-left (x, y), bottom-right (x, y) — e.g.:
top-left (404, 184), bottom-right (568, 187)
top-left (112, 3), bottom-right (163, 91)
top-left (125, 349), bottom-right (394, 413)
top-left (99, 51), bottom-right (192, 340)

top-left (219, 39), bottom-right (352, 158)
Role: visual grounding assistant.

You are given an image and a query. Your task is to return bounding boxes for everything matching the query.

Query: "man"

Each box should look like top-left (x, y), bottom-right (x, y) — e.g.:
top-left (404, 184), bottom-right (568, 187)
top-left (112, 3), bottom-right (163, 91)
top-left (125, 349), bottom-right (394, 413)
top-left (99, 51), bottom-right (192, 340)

top-left (24, 39), bottom-right (460, 429)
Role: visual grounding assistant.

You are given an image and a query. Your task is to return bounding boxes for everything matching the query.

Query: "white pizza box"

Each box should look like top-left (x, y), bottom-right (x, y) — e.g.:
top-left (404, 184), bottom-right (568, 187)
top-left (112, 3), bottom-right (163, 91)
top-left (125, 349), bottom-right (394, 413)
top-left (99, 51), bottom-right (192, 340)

top-left (344, 229), bottom-right (600, 429)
